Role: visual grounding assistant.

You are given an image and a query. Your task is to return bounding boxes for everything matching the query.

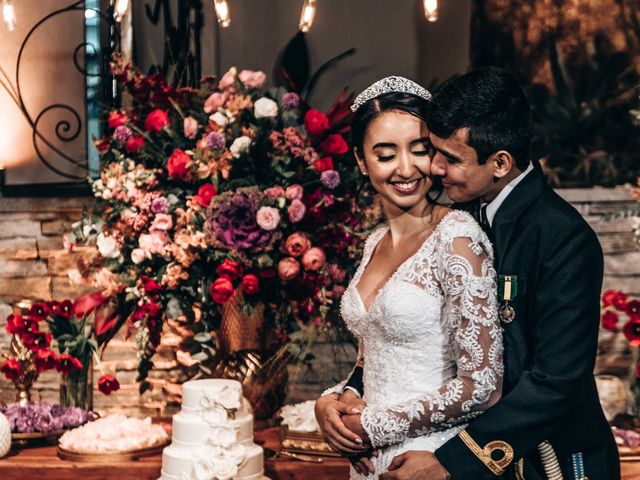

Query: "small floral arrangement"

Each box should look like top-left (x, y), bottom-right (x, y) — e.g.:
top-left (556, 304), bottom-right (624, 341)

top-left (0, 401), bottom-right (93, 434)
top-left (0, 299), bottom-right (121, 401)
top-left (68, 55), bottom-right (376, 388)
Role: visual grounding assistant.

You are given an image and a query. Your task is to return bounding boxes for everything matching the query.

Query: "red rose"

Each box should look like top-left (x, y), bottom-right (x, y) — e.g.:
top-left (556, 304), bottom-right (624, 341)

top-left (108, 111), bottom-right (128, 129)
top-left (304, 109), bottom-right (329, 136)
top-left (144, 109), bottom-right (170, 132)
top-left (6, 314), bottom-right (26, 335)
top-left (126, 135), bottom-right (145, 153)
top-left (140, 275), bottom-right (162, 294)
top-left (320, 134), bottom-right (349, 155)
top-left (194, 183), bottom-right (217, 207)
top-left (210, 277), bottom-right (236, 304)
top-left (34, 349), bottom-right (58, 373)
top-left (0, 359), bottom-right (22, 381)
top-left (167, 149), bottom-right (191, 179)
top-left (602, 289), bottom-right (617, 307)
top-left (216, 259), bottom-right (243, 281)
top-left (614, 292), bottom-right (629, 311)
top-left (98, 374), bottom-right (120, 395)
top-left (94, 136), bottom-right (111, 154)
top-left (56, 354), bottom-right (83, 376)
top-left (601, 311), bottom-right (619, 331)
top-left (626, 300), bottom-right (640, 319)
top-left (313, 156), bottom-right (334, 173)
top-left (241, 274), bottom-right (260, 295)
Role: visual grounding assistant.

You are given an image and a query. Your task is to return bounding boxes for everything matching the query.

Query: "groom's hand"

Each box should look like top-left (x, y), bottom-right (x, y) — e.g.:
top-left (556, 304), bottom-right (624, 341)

top-left (380, 451), bottom-right (451, 480)
top-left (315, 394), bottom-right (367, 455)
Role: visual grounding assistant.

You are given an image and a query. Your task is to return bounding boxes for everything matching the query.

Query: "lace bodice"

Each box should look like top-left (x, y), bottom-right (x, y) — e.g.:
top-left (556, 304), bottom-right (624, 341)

top-left (332, 210), bottom-right (502, 450)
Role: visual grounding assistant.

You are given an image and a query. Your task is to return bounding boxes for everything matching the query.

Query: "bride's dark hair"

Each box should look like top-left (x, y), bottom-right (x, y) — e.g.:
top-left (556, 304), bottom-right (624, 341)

top-left (351, 92), bottom-right (441, 206)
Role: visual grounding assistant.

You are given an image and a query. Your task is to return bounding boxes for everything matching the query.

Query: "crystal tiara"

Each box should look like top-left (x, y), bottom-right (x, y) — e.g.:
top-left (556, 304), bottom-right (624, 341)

top-left (351, 75), bottom-right (433, 112)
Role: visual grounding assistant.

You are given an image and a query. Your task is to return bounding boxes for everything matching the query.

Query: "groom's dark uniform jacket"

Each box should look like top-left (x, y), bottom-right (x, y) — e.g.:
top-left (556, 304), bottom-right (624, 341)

top-left (345, 163), bottom-right (619, 479)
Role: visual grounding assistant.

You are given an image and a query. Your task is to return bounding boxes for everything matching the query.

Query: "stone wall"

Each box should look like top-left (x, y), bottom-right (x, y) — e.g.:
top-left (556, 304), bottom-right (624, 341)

top-left (0, 188), bottom-right (637, 415)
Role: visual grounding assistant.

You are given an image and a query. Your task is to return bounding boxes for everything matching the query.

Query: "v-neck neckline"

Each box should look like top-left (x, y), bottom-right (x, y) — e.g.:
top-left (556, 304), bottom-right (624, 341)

top-left (353, 210), bottom-right (456, 315)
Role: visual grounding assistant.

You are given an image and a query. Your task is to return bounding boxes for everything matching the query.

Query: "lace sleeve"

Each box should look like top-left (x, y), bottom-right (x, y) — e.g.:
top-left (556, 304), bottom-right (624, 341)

top-left (321, 339), bottom-right (365, 397)
top-left (360, 221), bottom-right (503, 448)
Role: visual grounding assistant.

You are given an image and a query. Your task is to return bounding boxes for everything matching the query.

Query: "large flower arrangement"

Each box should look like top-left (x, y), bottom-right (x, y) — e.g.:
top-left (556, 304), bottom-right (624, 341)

top-left (70, 55), bottom-right (374, 389)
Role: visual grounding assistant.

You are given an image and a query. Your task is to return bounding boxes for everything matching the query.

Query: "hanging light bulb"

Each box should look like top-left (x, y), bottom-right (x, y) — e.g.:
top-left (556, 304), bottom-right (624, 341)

top-left (2, 0), bottom-right (16, 32)
top-left (114, 0), bottom-right (130, 22)
top-left (213, 0), bottom-right (231, 28)
top-left (423, 0), bottom-right (438, 22)
top-left (299, 0), bottom-right (317, 33)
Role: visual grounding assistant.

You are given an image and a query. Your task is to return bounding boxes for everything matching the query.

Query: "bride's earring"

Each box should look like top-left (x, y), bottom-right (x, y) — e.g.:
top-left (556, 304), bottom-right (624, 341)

top-left (361, 170), bottom-right (368, 176)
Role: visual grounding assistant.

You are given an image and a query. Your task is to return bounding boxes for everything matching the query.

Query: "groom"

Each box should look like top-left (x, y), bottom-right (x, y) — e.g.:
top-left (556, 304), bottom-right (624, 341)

top-left (316, 68), bottom-right (619, 479)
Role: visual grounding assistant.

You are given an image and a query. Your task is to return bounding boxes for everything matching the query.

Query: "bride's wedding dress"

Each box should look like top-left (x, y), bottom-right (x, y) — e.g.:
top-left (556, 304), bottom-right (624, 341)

top-left (327, 210), bottom-right (503, 479)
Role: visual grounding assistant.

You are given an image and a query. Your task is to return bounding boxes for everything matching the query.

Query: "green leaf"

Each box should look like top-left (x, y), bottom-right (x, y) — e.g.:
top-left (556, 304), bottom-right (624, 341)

top-left (194, 332), bottom-right (212, 343)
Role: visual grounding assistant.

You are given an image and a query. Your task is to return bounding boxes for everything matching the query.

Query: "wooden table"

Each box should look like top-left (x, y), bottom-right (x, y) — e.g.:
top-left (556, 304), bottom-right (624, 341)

top-left (0, 429), bottom-right (637, 479)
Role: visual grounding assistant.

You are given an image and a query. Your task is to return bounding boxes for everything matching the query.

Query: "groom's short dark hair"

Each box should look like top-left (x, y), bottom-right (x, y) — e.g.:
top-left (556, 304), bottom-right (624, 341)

top-left (428, 67), bottom-right (532, 171)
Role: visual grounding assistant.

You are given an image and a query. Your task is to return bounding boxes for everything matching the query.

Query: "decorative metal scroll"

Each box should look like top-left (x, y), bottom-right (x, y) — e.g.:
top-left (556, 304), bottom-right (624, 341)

top-left (0, 1), bottom-right (119, 181)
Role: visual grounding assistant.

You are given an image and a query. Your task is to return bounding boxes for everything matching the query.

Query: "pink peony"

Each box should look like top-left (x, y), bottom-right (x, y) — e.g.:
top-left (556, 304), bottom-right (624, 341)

top-left (284, 232), bottom-right (311, 257)
top-left (139, 230), bottom-right (169, 255)
top-left (288, 199), bottom-right (306, 223)
top-left (278, 257), bottom-right (300, 281)
top-left (131, 248), bottom-right (147, 264)
top-left (219, 67), bottom-right (237, 90)
top-left (238, 70), bottom-right (266, 88)
top-left (264, 186), bottom-right (285, 199)
top-left (302, 247), bottom-right (326, 271)
top-left (183, 116), bottom-right (199, 139)
top-left (204, 92), bottom-right (229, 114)
top-left (285, 184), bottom-right (304, 201)
top-left (150, 213), bottom-right (173, 231)
top-left (256, 206), bottom-right (281, 231)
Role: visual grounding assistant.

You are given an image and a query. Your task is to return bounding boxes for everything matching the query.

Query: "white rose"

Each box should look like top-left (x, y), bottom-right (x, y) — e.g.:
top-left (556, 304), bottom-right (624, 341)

top-left (280, 400), bottom-right (321, 432)
top-left (131, 248), bottom-right (147, 264)
top-left (217, 385), bottom-right (241, 410)
top-left (97, 233), bottom-right (120, 259)
top-left (254, 97), bottom-right (278, 118)
top-left (229, 136), bottom-right (251, 158)
top-left (201, 405), bottom-right (228, 426)
top-left (212, 458), bottom-right (238, 480)
top-left (208, 425), bottom-right (237, 448)
top-left (225, 444), bottom-right (246, 465)
top-left (209, 112), bottom-right (229, 127)
top-left (193, 459), bottom-right (217, 480)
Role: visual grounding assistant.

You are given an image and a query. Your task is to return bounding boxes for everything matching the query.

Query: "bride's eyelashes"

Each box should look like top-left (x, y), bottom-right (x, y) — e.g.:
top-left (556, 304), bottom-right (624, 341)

top-left (375, 149), bottom-right (431, 162)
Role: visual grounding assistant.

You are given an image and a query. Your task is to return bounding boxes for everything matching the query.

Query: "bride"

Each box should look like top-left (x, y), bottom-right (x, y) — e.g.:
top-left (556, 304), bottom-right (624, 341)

top-left (315, 77), bottom-right (503, 479)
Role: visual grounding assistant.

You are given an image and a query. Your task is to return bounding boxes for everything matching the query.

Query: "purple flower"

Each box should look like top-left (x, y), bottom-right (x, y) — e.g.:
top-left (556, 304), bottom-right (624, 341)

top-left (2, 401), bottom-right (93, 433)
top-left (208, 188), bottom-right (274, 253)
top-left (282, 92), bottom-right (300, 110)
top-left (320, 170), bottom-right (340, 189)
top-left (151, 196), bottom-right (169, 214)
top-left (113, 125), bottom-right (133, 144)
top-left (205, 131), bottom-right (226, 150)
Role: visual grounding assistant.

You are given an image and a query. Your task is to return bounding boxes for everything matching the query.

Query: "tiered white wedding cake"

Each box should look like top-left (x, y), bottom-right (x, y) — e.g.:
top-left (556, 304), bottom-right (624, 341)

top-left (160, 379), bottom-right (267, 480)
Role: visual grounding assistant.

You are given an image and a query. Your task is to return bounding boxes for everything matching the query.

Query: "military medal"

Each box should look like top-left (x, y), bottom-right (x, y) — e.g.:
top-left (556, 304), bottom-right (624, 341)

top-left (498, 275), bottom-right (517, 324)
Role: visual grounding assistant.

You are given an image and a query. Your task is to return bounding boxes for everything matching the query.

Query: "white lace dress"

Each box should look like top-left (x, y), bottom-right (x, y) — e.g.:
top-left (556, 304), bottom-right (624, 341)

top-left (326, 210), bottom-right (503, 479)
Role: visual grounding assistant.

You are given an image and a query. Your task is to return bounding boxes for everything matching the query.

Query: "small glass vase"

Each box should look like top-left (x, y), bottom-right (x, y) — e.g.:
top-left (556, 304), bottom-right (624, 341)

top-left (59, 357), bottom-right (93, 411)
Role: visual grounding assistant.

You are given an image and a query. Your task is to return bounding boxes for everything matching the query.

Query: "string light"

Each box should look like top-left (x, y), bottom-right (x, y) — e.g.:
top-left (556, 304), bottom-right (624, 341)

top-left (2, 0), bottom-right (16, 32)
top-left (213, 0), bottom-right (231, 28)
top-left (114, 0), bottom-right (129, 22)
top-left (423, 0), bottom-right (438, 22)
top-left (299, 0), bottom-right (317, 33)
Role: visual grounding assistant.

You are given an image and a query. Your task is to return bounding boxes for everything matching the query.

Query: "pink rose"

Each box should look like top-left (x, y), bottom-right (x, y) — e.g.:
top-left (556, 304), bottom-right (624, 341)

top-left (302, 247), bottom-right (326, 271)
top-left (139, 230), bottom-right (169, 255)
top-left (256, 206), bottom-right (281, 231)
top-left (238, 70), bottom-right (266, 88)
top-left (285, 184), bottom-right (304, 201)
top-left (278, 257), bottom-right (300, 281)
top-left (204, 92), bottom-right (229, 114)
top-left (264, 186), bottom-right (285, 199)
top-left (183, 116), bottom-right (199, 139)
top-left (151, 213), bottom-right (173, 231)
top-left (131, 248), bottom-right (147, 264)
top-left (219, 67), bottom-right (237, 90)
top-left (288, 199), bottom-right (306, 223)
top-left (284, 232), bottom-right (311, 257)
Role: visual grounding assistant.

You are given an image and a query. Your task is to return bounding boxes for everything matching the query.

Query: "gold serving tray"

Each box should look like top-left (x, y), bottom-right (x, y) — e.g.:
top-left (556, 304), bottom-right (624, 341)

top-left (12, 429), bottom-right (67, 446)
top-left (57, 439), bottom-right (170, 462)
top-left (280, 427), bottom-right (340, 457)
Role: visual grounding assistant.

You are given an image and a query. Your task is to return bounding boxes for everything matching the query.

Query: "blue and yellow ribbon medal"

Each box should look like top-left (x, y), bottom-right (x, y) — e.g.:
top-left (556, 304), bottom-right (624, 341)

top-left (498, 275), bottom-right (517, 324)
